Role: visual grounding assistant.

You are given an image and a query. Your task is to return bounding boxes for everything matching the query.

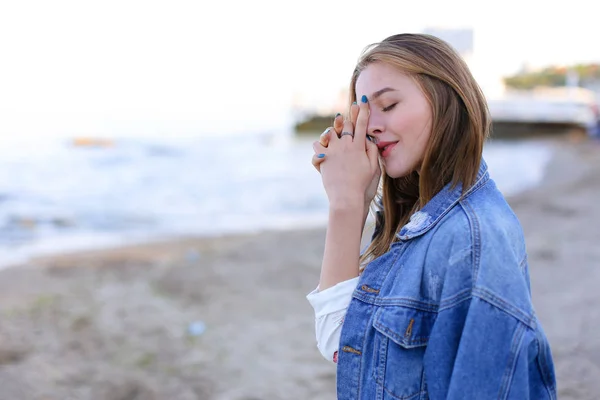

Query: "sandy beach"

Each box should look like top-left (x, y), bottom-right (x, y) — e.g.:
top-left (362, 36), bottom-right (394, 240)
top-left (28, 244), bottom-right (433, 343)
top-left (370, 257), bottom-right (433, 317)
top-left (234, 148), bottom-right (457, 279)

top-left (1, 136), bottom-right (599, 400)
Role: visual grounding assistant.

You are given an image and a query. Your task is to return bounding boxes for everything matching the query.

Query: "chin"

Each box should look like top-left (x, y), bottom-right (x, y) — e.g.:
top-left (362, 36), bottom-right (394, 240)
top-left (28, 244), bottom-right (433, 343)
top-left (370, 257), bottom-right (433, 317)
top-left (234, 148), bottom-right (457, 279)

top-left (384, 168), bottom-right (412, 179)
top-left (383, 161), bottom-right (417, 179)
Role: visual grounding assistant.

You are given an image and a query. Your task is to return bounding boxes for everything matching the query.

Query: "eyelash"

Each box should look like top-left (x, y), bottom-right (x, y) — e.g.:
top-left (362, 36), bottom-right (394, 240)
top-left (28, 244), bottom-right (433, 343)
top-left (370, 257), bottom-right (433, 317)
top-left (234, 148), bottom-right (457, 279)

top-left (382, 103), bottom-right (397, 112)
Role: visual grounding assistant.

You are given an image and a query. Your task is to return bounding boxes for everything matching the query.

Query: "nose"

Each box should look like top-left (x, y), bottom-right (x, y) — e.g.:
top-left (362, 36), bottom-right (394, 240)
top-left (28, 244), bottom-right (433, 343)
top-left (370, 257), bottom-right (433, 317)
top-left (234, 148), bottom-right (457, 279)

top-left (367, 113), bottom-right (384, 137)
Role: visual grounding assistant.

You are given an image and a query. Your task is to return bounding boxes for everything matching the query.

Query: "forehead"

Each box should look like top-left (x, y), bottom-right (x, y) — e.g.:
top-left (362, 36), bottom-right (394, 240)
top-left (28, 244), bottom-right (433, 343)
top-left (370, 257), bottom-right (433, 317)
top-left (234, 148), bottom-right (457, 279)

top-left (355, 62), bottom-right (414, 95)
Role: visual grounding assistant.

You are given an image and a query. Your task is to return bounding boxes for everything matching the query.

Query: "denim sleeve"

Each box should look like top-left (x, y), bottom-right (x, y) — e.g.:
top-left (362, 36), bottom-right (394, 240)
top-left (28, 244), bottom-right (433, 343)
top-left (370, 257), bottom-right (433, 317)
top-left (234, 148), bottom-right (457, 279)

top-left (424, 296), bottom-right (541, 400)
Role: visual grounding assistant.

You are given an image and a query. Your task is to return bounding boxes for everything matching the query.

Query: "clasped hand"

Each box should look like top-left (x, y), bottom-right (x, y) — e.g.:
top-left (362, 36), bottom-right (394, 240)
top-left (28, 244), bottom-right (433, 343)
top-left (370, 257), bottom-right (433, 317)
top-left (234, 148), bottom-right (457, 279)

top-left (311, 97), bottom-right (381, 209)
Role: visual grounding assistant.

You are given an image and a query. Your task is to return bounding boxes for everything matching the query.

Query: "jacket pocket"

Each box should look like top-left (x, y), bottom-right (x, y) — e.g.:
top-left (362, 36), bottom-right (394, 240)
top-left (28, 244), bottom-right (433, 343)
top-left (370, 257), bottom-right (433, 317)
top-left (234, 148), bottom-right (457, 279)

top-left (372, 305), bottom-right (436, 400)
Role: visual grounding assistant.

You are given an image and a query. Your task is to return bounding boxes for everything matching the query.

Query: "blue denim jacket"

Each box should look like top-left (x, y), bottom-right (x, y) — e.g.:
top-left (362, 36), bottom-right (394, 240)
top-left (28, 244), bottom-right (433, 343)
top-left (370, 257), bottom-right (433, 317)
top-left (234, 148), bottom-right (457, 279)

top-left (337, 160), bottom-right (557, 399)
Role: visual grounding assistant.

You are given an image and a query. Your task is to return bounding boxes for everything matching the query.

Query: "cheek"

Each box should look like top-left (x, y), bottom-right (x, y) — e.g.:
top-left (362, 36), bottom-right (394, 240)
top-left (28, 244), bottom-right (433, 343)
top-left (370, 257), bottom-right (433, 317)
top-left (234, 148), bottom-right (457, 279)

top-left (407, 106), bottom-right (432, 142)
top-left (393, 110), bottom-right (430, 144)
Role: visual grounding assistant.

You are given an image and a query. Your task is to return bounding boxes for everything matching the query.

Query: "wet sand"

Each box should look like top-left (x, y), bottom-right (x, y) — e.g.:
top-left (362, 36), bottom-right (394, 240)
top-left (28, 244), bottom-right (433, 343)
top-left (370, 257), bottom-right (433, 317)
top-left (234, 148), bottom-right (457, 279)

top-left (1, 137), bottom-right (599, 400)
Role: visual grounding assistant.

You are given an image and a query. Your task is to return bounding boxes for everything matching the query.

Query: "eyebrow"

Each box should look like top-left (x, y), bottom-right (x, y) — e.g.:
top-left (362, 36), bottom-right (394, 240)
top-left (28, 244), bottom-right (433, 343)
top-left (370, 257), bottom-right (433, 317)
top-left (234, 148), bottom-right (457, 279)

top-left (370, 87), bottom-right (397, 101)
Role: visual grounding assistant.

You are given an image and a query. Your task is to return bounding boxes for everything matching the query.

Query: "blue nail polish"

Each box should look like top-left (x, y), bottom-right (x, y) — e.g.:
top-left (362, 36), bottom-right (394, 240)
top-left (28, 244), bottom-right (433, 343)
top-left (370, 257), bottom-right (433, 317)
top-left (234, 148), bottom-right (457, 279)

top-left (361, 95), bottom-right (368, 103)
top-left (317, 153), bottom-right (325, 158)
top-left (335, 113), bottom-right (341, 118)
top-left (353, 101), bottom-right (357, 105)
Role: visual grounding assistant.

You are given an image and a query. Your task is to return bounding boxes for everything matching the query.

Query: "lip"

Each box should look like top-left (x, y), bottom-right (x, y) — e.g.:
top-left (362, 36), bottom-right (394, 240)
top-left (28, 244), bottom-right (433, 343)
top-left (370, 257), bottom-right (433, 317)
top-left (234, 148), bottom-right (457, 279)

top-left (377, 141), bottom-right (398, 157)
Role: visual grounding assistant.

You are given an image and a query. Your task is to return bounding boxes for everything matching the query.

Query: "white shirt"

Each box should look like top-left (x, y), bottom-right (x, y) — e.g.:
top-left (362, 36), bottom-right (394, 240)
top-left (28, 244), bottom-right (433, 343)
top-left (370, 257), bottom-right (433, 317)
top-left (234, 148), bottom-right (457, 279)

top-left (306, 277), bottom-right (359, 364)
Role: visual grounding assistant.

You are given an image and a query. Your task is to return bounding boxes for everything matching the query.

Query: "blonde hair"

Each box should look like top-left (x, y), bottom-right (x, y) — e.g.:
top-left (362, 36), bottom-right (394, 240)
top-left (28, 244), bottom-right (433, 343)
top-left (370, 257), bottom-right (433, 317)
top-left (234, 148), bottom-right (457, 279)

top-left (352, 33), bottom-right (491, 270)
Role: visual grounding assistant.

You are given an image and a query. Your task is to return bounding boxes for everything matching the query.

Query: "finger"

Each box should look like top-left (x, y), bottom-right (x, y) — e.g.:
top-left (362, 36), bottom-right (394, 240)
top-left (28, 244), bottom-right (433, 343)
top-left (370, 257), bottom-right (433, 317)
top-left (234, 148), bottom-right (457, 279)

top-left (350, 102), bottom-right (359, 128)
top-left (354, 95), bottom-right (370, 147)
top-left (365, 137), bottom-right (380, 171)
top-left (319, 127), bottom-right (333, 147)
top-left (339, 119), bottom-right (355, 143)
top-left (333, 113), bottom-right (343, 136)
top-left (313, 140), bottom-right (326, 154)
top-left (311, 152), bottom-right (326, 173)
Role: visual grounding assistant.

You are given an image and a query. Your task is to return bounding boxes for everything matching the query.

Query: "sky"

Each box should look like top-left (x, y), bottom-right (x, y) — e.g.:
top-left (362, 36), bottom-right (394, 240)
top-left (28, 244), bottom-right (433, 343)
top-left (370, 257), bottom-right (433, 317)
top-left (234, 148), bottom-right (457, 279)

top-left (0, 0), bottom-right (598, 138)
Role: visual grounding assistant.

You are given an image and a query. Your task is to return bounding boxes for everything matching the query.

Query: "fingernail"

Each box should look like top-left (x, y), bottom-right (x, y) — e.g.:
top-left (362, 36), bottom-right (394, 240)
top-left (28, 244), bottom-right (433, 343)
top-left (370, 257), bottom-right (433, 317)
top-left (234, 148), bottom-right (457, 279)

top-left (317, 153), bottom-right (325, 158)
top-left (335, 113), bottom-right (341, 118)
top-left (361, 95), bottom-right (368, 103)
top-left (353, 101), bottom-right (357, 105)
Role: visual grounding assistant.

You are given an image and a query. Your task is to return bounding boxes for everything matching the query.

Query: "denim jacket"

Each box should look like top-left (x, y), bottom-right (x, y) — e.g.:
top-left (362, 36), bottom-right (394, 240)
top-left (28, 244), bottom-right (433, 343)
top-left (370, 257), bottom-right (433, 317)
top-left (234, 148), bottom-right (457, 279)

top-left (337, 160), bottom-right (557, 400)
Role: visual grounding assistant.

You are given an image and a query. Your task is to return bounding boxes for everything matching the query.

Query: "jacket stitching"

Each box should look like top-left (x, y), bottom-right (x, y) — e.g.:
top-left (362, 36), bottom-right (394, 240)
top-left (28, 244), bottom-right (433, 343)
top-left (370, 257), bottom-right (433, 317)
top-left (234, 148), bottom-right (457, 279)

top-left (354, 303), bottom-right (373, 399)
top-left (374, 331), bottom-right (387, 393)
top-left (357, 316), bottom-right (370, 399)
top-left (372, 322), bottom-right (384, 397)
top-left (461, 199), bottom-right (482, 287)
top-left (382, 385), bottom-right (424, 400)
top-left (473, 287), bottom-right (536, 329)
top-left (375, 298), bottom-right (438, 311)
top-left (438, 289), bottom-right (472, 311)
top-left (359, 288), bottom-right (472, 312)
top-left (374, 319), bottom-right (431, 347)
top-left (375, 332), bottom-right (423, 400)
top-left (498, 322), bottom-right (527, 400)
top-left (536, 334), bottom-right (558, 399)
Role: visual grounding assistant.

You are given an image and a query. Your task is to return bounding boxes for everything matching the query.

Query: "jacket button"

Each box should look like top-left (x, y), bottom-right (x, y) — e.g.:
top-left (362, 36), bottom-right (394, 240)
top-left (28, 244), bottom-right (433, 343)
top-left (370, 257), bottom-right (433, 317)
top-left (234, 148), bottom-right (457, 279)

top-left (361, 285), bottom-right (380, 294)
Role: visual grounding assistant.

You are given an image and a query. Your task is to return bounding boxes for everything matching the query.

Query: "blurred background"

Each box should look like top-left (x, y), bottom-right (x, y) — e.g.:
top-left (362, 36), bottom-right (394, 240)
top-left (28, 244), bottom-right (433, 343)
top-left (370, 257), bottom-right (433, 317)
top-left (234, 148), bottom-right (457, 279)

top-left (0, 0), bottom-right (598, 399)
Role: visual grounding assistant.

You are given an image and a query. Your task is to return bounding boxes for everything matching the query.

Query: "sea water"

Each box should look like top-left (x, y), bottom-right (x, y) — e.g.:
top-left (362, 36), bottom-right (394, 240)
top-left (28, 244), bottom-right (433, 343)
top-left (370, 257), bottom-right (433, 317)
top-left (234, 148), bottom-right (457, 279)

top-left (0, 133), bottom-right (554, 267)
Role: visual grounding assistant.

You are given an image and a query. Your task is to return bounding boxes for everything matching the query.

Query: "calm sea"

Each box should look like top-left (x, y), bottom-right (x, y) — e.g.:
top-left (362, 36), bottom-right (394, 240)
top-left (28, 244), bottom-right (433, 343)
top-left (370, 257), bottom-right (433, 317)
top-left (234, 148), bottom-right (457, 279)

top-left (0, 132), bottom-right (553, 267)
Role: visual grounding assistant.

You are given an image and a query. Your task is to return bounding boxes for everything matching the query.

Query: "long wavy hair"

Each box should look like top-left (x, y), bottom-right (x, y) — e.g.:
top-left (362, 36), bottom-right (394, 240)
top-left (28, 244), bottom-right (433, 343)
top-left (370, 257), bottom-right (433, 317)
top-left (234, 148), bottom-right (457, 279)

top-left (352, 34), bottom-right (491, 270)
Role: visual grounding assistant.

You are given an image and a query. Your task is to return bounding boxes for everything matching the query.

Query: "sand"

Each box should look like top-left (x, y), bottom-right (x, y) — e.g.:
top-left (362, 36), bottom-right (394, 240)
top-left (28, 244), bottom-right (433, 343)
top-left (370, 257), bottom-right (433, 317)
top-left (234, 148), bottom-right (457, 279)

top-left (1, 137), bottom-right (599, 400)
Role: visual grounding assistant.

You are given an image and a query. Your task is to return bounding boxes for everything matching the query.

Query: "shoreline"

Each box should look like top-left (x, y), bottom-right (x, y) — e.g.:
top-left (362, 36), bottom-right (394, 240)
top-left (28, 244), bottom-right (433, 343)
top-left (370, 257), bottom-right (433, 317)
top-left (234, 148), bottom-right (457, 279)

top-left (0, 137), bottom-right (599, 399)
top-left (3, 135), bottom-right (566, 271)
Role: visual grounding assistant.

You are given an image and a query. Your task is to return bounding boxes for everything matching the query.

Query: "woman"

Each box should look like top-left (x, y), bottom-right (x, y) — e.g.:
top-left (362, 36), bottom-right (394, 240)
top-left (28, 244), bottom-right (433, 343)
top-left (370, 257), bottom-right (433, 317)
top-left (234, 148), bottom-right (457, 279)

top-left (307, 34), bottom-right (557, 400)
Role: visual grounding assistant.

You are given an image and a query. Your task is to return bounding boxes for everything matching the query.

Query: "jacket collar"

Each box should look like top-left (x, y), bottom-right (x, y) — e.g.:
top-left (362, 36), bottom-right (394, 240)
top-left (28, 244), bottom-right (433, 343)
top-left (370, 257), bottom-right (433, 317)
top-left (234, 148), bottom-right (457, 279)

top-left (396, 159), bottom-right (489, 241)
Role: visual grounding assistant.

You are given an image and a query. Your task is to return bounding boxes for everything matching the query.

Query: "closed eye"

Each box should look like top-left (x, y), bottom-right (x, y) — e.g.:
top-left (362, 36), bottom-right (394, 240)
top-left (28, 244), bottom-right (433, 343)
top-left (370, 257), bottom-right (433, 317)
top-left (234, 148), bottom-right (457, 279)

top-left (382, 103), bottom-right (397, 112)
